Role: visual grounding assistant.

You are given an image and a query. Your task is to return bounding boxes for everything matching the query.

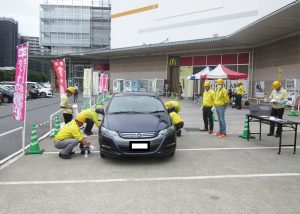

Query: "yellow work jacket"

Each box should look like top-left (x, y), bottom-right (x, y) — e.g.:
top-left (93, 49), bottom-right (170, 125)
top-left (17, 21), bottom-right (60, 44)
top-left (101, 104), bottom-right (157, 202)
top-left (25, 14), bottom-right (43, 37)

top-left (202, 89), bottom-right (215, 107)
top-left (214, 87), bottom-right (229, 107)
top-left (169, 112), bottom-right (183, 125)
top-left (236, 85), bottom-right (245, 96)
top-left (54, 120), bottom-right (84, 142)
top-left (165, 101), bottom-right (181, 113)
top-left (269, 88), bottom-right (288, 109)
top-left (60, 93), bottom-right (73, 114)
top-left (77, 109), bottom-right (101, 127)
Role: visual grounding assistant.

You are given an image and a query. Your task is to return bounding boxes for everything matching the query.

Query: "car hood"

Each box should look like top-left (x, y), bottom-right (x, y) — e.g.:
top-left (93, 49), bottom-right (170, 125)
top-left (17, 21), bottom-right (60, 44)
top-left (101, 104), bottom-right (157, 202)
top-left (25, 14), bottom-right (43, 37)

top-left (103, 113), bottom-right (171, 133)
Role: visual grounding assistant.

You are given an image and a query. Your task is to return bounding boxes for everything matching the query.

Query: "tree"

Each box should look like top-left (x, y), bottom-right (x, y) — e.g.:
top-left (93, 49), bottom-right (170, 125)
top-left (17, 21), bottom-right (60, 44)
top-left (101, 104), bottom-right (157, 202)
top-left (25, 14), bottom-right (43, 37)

top-left (0, 70), bottom-right (50, 82)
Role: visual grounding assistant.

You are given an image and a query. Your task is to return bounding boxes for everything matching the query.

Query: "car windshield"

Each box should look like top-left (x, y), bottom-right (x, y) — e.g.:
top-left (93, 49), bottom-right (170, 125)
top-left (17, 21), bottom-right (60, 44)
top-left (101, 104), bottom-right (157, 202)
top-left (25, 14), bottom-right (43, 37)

top-left (108, 95), bottom-right (165, 114)
top-left (30, 84), bottom-right (41, 89)
top-left (38, 83), bottom-right (47, 88)
top-left (0, 85), bottom-right (13, 93)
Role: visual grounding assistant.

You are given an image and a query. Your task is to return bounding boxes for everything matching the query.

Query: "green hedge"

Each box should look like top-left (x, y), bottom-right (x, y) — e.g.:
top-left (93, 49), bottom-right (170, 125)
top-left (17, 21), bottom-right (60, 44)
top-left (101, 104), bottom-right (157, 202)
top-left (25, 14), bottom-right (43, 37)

top-left (0, 70), bottom-right (50, 82)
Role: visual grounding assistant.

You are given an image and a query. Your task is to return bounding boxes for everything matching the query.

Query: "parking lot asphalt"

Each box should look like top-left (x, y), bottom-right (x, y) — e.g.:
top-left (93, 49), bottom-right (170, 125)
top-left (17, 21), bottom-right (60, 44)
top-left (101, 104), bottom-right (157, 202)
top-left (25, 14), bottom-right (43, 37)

top-left (1, 98), bottom-right (300, 214)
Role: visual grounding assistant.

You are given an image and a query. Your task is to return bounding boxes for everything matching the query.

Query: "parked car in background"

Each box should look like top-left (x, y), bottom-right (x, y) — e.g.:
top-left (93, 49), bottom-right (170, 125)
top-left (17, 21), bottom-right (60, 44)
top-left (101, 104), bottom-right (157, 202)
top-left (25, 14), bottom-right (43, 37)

top-left (27, 85), bottom-right (39, 99)
top-left (38, 82), bottom-right (52, 89)
top-left (0, 91), bottom-right (3, 105)
top-left (0, 85), bottom-right (14, 103)
top-left (27, 82), bottom-right (53, 98)
top-left (3, 85), bottom-right (14, 91)
top-left (98, 92), bottom-right (176, 158)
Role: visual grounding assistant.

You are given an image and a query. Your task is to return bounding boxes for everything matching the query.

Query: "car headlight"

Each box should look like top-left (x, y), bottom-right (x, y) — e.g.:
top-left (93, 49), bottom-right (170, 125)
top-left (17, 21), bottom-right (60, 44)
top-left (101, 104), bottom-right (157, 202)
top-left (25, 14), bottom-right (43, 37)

top-left (159, 126), bottom-right (175, 136)
top-left (101, 126), bottom-right (118, 137)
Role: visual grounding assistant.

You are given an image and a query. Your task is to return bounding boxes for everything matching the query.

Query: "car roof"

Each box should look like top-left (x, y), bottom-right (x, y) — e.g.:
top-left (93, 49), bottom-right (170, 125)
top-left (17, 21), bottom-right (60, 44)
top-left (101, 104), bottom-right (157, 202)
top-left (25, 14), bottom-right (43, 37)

top-left (113, 92), bottom-right (158, 97)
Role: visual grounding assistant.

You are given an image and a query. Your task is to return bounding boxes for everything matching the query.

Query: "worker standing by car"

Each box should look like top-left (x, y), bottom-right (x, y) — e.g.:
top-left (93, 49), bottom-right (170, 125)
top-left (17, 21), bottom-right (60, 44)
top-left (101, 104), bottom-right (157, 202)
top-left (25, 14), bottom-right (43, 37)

top-left (77, 105), bottom-right (103, 136)
top-left (235, 80), bottom-right (245, 109)
top-left (167, 107), bottom-right (184, 137)
top-left (54, 114), bottom-right (90, 159)
top-left (200, 81), bottom-right (215, 134)
top-left (268, 80), bottom-right (288, 137)
top-left (60, 87), bottom-right (75, 124)
top-left (214, 78), bottom-right (229, 138)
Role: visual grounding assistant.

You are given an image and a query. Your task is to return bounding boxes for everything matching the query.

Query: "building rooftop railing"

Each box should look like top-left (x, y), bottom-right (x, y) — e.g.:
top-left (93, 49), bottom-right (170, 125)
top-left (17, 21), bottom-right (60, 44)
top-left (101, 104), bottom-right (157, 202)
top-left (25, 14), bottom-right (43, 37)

top-left (0, 17), bottom-right (18, 24)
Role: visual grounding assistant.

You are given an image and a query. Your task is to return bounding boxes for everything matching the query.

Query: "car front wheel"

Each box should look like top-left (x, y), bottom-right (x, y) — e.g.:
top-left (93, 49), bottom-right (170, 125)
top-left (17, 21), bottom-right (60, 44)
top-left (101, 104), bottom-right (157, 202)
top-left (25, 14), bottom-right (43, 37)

top-left (3, 96), bottom-right (9, 103)
top-left (40, 92), bottom-right (46, 98)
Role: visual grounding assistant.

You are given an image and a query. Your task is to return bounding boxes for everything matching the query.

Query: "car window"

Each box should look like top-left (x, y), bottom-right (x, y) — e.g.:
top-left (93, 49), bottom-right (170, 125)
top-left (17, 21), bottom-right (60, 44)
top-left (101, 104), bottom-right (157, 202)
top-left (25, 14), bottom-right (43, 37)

top-left (0, 85), bottom-right (13, 93)
top-left (108, 96), bottom-right (165, 114)
top-left (32, 84), bottom-right (41, 89)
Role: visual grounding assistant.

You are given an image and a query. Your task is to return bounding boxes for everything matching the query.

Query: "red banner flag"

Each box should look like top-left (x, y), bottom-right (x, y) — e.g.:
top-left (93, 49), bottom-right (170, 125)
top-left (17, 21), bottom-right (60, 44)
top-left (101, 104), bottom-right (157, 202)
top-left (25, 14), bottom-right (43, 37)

top-left (52, 59), bottom-right (67, 94)
top-left (13, 43), bottom-right (29, 121)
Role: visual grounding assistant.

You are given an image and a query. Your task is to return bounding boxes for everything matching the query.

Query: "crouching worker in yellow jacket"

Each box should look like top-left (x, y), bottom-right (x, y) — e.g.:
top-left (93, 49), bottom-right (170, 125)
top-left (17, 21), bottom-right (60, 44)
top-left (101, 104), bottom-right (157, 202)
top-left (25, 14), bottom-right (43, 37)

top-left (54, 114), bottom-right (90, 159)
top-left (165, 100), bottom-right (181, 113)
top-left (77, 105), bottom-right (103, 136)
top-left (168, 107), bottom-right (184, 137)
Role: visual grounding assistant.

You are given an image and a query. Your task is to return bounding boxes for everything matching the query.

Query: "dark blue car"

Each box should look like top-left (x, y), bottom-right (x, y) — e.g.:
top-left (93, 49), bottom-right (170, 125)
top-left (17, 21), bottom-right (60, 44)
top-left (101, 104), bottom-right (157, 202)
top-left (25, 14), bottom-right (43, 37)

top-left (98, 92), bottom-right (176, 158)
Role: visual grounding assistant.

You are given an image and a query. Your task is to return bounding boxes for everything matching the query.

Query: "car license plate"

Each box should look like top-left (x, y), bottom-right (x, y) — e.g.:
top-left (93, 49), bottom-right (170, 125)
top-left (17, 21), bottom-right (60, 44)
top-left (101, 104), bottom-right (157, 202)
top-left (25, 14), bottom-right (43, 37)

top-left (130, 142), bottom-right (150, 150)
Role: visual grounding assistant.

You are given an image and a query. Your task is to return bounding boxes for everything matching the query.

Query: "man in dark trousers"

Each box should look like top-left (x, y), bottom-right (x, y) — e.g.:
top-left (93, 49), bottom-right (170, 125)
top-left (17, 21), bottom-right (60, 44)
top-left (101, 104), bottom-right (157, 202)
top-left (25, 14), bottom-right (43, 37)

top-left (268, 80), bottom-right (288, 137)
top-left (200, 81), bottom-right (215, 134)
top-left (60, 87), bottom-right (75, 124)
top-left (235, 80), bottom-right (245, 109)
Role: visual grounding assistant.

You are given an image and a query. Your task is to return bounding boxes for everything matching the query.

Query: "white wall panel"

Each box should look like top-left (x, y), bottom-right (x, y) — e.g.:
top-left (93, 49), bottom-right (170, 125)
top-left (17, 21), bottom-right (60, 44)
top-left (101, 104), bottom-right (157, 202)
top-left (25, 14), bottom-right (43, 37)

top-left (111, 0), bottom-right (294, 48)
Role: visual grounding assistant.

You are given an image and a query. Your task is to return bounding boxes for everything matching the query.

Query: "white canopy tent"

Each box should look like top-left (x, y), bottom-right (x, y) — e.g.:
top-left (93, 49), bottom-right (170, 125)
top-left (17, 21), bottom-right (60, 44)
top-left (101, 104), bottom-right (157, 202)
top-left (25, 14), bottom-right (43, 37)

top-left (202, 64), bottom-right (248, 80)
top-left (186, 66), bottom-right (211, 80)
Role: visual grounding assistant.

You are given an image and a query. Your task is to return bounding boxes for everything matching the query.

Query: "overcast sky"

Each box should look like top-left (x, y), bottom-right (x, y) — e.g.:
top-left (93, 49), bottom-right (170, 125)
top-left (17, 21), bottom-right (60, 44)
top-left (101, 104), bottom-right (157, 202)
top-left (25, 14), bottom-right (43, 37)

top-left (0, 0), bottom-right (40, 36)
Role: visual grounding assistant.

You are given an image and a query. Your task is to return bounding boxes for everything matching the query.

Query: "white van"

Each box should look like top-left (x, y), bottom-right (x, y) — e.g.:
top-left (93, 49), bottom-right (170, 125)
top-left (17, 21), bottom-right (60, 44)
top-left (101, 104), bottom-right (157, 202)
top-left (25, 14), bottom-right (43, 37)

top-left (27, 82), bottom-right (53, 98)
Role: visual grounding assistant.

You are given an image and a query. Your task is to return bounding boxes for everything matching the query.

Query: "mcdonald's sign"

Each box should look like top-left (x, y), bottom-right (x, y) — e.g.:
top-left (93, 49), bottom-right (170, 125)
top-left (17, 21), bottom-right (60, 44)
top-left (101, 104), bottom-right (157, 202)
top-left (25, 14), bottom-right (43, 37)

top-left (169, 57), bottom-right (179, 66)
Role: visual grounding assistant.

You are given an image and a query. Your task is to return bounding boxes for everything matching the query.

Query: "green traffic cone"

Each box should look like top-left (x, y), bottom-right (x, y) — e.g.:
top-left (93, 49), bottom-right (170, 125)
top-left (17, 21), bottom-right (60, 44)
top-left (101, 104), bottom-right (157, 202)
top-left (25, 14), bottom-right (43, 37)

top-left (50, 128), bottom-right (55, 138)
top-left (52, 115), bottom-right (61, 137)
top-left (239, 116), bottom-right (255, 139)
top-left (26, 123), bottom-right (44, 155)
top-left (288, 101), bottom-right (298, 116)
top-left (50, 115), bottom-right (60, 138)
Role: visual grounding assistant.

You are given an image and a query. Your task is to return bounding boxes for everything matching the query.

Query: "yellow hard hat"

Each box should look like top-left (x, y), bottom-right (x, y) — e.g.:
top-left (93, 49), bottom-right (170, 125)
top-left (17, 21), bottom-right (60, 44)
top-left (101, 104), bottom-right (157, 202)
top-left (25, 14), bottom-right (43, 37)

top-left (272, 81), bottom-right (281, 89)
top-left (67, 87), bottom-right (75, 94)
top-left (238, 80), bottom-right (242, 84)
top-left (96, 105), bottom-right (103, 109)
top-left (204, 81), bottom-right (211, 87)
top-left (95, 105), bottom-right (103, 114)
top-left (216, 78), bottom-right (224, 85)
top-left (76, 114), bottom-right (85, 123)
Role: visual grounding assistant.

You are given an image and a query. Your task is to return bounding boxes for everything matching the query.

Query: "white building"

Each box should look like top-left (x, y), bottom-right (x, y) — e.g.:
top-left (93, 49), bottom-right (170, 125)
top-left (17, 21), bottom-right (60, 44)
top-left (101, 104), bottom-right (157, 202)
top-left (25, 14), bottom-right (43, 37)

top-left (40, 0), bottom-right (111, 55)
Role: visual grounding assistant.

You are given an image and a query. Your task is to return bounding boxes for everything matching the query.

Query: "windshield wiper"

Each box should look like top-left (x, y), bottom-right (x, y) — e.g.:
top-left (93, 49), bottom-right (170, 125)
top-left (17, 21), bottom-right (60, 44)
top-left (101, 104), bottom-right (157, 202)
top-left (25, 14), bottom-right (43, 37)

top-left (147, 110), bottom-right (165, 113)
top-left (110, 111), bottom-right (143, 114)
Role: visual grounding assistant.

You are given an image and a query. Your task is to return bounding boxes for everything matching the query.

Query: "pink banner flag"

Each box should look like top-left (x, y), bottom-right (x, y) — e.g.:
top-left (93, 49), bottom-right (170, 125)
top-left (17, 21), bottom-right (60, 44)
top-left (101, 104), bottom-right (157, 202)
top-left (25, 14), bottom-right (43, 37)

top-left (13, 43), bottom-right (29, 121)
top-left (98, 73), bottom-right (104, 94)
top-left (52, 59), bottom-right (67, 94)
top-left (103, 74), bottom-right (109, 92)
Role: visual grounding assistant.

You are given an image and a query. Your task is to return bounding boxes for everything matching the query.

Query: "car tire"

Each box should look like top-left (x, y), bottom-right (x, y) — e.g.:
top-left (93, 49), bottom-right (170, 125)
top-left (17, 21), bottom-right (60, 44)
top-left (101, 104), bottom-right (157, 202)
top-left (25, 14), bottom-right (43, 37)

top-left (40, 92), bottom-right (46, 98)
top-left (169, 151), bottom-right (175, 157)
top-left (3, 96), bottom-right (9, 103)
